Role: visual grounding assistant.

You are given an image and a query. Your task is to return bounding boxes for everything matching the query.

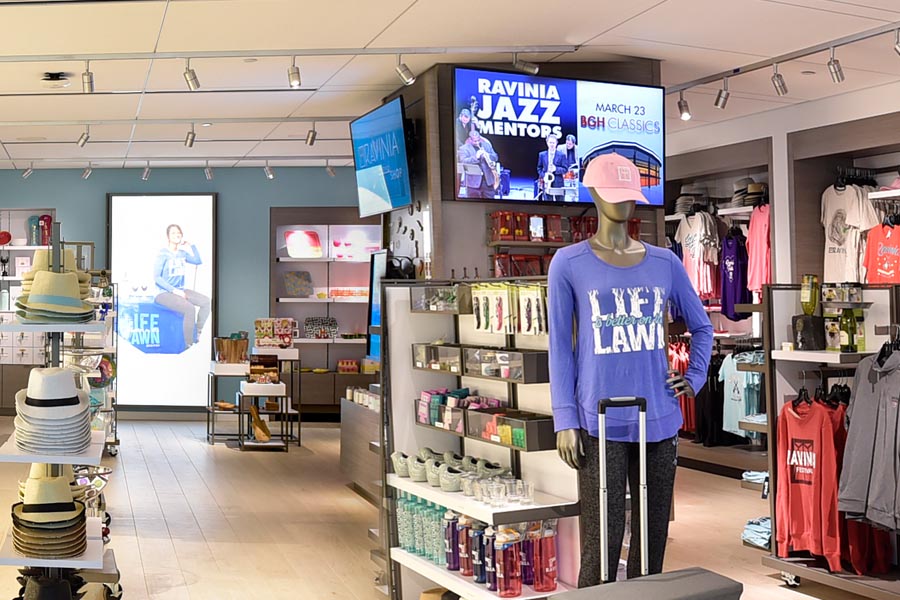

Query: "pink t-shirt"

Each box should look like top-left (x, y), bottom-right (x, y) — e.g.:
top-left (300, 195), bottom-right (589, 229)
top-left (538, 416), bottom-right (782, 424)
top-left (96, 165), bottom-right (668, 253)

top-left (747, 205), bottom-right (770, 292)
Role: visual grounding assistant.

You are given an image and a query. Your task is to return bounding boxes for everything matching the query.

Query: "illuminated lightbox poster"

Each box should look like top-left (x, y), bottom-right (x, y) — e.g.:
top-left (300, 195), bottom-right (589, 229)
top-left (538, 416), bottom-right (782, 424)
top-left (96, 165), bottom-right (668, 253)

top-left (108, 194), bottom-right (216, 407)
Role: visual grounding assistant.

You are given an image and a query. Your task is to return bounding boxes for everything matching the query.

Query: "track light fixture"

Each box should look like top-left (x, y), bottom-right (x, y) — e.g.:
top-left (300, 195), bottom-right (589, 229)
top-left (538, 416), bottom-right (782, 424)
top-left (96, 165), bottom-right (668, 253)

top-left (82, 61), bottom-right (94, 94)
top-left (142, 162), bottom-right (151, 181)
top-left (714, 77), bottom-right (730, 110)
top-left (185, 123), bottom-right (196, 148)
top-left (677, 91), bottom-right (691, 121)
top-left (21, 163), bottom-right (33, 180)
top-left (512, 53), bottom-right (540, 75)
top-left (183, 58), bottom-right (200, 91)
top-left (264, 160), bottom-right (275, 180)
top-left (81, 163), bottom-right (92, 180)
top-left (76, 126), bottom-right (90, 147)
top-left (204, 161), bottom-right (213, 181)
top-left (771, 63), bottom-right (788, 96)
top-left (288, 56), bottom-right (302, 89)
top-left (306, 123), bottom-right (317, 146)
top-left (395, 55), bottom-right (416, 86)
top-left (828, 47), bottom-right (845, 83)
top-left (325, 159), bottom-right (336, 178)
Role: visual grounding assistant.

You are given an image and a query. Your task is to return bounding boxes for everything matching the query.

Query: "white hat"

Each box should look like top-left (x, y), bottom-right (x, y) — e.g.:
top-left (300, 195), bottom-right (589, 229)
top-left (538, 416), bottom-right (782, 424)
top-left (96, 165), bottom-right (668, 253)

top-left (13, 476), bottom-right (85, 524)
top-left (15, 368), bottom-right (91, 421)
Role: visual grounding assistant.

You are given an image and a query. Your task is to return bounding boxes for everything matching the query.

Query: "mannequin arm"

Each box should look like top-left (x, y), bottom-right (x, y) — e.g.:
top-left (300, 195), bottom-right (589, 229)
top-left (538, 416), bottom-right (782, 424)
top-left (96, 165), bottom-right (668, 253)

top-left (666, 369), bottom-right (695, 398)
top-left (557, 428), bottom-right (583, 470)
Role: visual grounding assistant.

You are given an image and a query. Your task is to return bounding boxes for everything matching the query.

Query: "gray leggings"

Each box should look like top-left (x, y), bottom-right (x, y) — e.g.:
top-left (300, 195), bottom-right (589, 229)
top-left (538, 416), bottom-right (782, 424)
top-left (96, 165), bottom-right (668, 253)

top-left (155, 289), bottom-right (210, 347)
top-left (577, 430), bottom-right (678, 586)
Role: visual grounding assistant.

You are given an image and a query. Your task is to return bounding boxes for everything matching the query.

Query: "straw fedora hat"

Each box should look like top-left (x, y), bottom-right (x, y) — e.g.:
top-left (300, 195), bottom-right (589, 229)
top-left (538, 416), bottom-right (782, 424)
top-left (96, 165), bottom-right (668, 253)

top-left (18, 272), bottom-right (93, 315)
top-left (27, 249), bottom-right (79, 274)
top-left (13, 476), bottom-right (85, 524)
top-left (15, 368), bottom-right (91, 421)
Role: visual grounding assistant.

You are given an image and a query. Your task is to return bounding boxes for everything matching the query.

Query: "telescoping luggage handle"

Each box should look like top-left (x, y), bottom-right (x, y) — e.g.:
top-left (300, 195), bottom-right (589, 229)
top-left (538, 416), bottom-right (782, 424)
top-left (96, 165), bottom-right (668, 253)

top-left (597, 396), bottom-right (649, 583)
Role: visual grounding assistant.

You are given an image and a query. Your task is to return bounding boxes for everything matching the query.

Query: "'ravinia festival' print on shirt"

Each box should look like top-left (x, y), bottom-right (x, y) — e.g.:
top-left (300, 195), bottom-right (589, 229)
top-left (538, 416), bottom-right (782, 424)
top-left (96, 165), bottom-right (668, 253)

top-left (548, 241), bottom-right (713, 443)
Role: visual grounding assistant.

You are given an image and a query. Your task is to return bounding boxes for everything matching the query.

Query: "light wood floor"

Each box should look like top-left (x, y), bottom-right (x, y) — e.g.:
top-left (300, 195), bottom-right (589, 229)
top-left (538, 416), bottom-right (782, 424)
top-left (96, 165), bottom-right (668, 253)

top-left (0, 421), bottom-right (871, 599)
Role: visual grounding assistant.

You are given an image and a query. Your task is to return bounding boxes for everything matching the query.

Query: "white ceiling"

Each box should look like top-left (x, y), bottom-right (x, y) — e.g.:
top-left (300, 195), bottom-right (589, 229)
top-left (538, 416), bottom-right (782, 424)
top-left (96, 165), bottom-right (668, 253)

top-left (0, 0), bottom-right (897, 170)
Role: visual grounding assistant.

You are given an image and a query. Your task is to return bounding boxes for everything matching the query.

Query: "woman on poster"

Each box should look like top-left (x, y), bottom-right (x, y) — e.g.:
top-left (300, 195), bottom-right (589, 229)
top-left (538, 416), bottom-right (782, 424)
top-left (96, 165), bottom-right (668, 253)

top-left (153, 224), bottom-right (210, 349)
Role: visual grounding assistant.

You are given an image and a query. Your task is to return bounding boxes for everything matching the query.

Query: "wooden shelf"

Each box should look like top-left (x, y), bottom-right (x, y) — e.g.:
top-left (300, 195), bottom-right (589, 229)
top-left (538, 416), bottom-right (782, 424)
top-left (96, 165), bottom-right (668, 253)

top-left (387, 474), bottom-right (579, 526)
top-left (737, 363), bottom-right (767, 373)
top-left (734, 303), bottom-right (764, 313)
top-left (762, 555), bottom-right (900, 600)
top-left (392, 548), bottom-right (570, 599)
top-left (771, 350), bottom-right (873, 364)
top-left (739, 419), bottom-right (768, 434)
top-left (487, 240), bottom-right (567, 249)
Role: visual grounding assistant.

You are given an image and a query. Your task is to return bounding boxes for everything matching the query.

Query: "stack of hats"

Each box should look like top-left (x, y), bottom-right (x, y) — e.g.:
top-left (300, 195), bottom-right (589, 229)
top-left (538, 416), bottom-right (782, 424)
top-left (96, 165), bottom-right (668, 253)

top-left (730, 177), bottom-right (755, 207)
top-left (15, 368), bottom-right (92, 455)
top-left (17, 249), bottom-right (93, 324)
top-left (674, 183), bottom-right (708, 215)
top-left (19, 464), bottom-right (89, 504)
top-left (744, 182), bottom-right (768, 205)
top-left (12, 472), bottom-right (87, 559)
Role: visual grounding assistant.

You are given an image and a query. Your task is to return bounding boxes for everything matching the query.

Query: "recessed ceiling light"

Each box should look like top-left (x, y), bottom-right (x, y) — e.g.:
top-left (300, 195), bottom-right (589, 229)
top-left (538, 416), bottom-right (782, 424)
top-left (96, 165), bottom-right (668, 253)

top-left (801, 70), bottom-right (817, 75)
top-left (243, 58), bottom-right (258, 63)
top-left (201, 123), bottom-right (212, 127)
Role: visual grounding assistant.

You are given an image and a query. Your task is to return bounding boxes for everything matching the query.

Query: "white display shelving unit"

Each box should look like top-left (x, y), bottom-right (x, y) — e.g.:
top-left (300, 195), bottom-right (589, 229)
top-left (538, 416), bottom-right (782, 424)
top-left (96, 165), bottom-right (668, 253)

top-left (380, 280), bottom-right (579, 600)
top-left (391, 548), bottom-right (570, 600)
top-left (770, 350), bottom-right (874, 364)
top-left (0, 517), bottom-right (104, 569)
top-left (0, 430), bottom-right (105, 465)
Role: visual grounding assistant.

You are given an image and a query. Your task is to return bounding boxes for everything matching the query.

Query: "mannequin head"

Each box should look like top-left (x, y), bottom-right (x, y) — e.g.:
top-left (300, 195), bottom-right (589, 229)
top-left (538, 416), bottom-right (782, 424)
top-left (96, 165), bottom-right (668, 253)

top-left (589, 188), bottom-right (635, 223)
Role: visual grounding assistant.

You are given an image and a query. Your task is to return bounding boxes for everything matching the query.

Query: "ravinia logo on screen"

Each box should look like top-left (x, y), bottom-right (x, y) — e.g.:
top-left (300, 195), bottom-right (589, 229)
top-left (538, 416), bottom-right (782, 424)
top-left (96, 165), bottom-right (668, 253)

top-left (471, 77), bottom-right (563, 139)
top-left (356, 132), bottom-right (402, 169)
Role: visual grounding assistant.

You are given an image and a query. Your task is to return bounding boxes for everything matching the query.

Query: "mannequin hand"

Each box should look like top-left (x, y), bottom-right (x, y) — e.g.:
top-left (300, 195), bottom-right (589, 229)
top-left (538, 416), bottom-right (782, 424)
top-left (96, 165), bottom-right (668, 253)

top-left (666, 369), bottom-right (694, 398)
top-left (556, 429), bottom-right (583, 470)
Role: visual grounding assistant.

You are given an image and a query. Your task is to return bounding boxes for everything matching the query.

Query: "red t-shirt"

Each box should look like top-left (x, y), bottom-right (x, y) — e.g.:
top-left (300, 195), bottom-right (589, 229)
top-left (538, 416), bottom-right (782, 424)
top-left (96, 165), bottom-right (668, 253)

top-left (863, 225), bottom-right (900, 284)
top-left (776, 401), bottom-right (841, 572)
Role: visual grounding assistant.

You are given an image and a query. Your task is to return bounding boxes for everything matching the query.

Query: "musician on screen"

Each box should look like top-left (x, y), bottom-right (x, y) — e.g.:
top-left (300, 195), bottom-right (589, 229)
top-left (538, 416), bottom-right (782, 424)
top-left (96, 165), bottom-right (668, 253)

top-left (458, 129), bottom-right (499, 199)
top-left (536, 134), bottom-right (567, 200)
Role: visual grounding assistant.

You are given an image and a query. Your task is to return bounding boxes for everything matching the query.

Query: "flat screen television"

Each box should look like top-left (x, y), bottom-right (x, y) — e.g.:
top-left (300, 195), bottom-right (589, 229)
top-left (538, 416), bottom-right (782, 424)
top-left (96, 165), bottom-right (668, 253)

top-left (351, 97), bottom-right (413, 218)
top-left (452, 67), bottom-right (665, 206)
top-left (366, 250), bottom-right (388, 361)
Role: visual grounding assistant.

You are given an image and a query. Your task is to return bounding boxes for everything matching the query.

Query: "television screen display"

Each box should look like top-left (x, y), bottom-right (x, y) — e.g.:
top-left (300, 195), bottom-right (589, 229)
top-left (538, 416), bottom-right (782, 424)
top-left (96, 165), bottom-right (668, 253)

top-left (453, 67), bottom-right (664, 206)
top-left (351, 97), bottom-right (413, 218)
top-left (366, 250), bottom-right (388, 360)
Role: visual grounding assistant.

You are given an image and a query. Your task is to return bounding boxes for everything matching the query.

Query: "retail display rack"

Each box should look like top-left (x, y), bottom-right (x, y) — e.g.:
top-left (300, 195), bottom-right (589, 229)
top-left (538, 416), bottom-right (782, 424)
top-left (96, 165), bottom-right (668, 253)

top-left (0, 222), bottom-right (121, 590)
top-left (269, 215), bottom-right (380, 412)
top-left (756, 284), bottom-right (900, 599)
top-left (377, 279), bottom-right (580, 600)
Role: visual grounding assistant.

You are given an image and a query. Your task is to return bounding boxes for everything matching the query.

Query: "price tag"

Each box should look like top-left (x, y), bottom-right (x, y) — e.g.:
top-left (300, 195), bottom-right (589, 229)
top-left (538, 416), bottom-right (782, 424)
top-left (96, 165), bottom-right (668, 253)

top-left (434, 422), bottom-right (444, 429)
top-left (415, 361), bottom-right (423, 368)
top-left (431, 364), bottom-right (440, 370)
top-left (490, 435), bottom-right (501, 443)
top-left (450, 366), bottom-right (459, 373)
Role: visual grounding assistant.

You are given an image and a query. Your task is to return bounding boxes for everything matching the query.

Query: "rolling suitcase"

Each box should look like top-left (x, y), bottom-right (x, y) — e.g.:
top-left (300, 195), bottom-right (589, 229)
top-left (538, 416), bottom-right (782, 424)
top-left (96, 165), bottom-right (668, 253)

top-left (549, 397), bottom-right (743, 600)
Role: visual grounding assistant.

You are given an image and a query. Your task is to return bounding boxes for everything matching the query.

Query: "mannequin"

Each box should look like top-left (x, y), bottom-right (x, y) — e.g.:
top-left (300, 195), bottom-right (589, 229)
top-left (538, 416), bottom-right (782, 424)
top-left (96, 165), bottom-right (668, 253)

top-left (547, 153), bottom-right (713, 586)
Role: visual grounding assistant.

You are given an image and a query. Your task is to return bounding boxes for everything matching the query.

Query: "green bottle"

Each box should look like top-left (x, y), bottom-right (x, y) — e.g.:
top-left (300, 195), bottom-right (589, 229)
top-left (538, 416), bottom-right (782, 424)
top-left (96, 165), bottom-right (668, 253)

top-left (839, 308), bottom-right (857, 353)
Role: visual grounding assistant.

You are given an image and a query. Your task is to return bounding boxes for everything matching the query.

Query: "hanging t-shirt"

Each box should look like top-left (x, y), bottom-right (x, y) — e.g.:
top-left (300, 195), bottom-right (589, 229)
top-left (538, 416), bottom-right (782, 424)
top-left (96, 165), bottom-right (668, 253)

top-left (747, 205), bottom-right (770, 292)
top-left (717, 354), bottom-right (748, 438)
top-left (821, 185), bottom-right (879, 282)
top-left (674, 214), bottom-right (706, 295)
top-left (862, 225), bottom-right (900, 284)
top-left (720, 233), bottom-right (751, 321)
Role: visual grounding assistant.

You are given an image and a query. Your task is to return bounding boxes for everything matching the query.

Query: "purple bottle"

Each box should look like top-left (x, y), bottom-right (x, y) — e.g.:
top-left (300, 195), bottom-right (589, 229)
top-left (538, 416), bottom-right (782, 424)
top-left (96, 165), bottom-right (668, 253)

top-left (484, 526), bottom-right (498, 591)
top-left (521, 521), bottom-right (542, 586)
top-left (443, 511), bottom-right (460, 571)
top-left (471, 522), bottom-right (487, 584)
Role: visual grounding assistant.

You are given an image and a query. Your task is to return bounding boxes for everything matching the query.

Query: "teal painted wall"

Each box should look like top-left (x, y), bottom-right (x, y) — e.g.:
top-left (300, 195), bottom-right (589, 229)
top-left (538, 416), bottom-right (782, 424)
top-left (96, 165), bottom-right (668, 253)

top-left (0, 167), bottom-right (358, 335)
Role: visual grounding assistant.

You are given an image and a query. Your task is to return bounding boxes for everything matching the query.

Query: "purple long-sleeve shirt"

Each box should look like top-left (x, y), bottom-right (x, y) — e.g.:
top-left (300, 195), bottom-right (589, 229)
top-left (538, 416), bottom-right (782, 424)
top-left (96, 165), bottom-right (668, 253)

top-left (548, 241), bottom-right (713, 442)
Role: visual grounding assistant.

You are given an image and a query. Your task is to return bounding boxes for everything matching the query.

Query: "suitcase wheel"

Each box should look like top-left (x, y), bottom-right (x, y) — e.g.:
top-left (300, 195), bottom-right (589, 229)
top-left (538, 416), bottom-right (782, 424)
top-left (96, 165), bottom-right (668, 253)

top-left (780, 572), bottom-right (800, 588)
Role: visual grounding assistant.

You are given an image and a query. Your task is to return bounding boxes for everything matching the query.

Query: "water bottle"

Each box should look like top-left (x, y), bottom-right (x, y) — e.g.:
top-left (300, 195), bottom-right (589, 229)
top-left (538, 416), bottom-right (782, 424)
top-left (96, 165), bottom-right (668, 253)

top-left (521, 521), bottom-right (542, 586)
top-left (432, 504), bottom-right (446, 566)
top-left (413, 498), bottom-right (426, 556)
top-left (396, 493), bottom-right (410, 551)
top-left (471, 522), bottom-right (487, 584)
top-left (533, 519), bottom-right (558, 592)
top-left (443, 511), bottom-right (460, 571)
top-left (457, 515), bottom-right (474, 576)
top-left (496, 525), bottom-right (523, 598)
top-left (484, 526), bottom-right (498, 591)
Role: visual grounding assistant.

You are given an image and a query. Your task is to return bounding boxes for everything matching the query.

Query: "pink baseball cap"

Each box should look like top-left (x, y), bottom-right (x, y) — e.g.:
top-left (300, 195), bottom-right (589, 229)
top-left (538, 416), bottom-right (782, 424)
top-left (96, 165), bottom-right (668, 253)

top-left (880, 177), bottom-right (900, 191)
top-left (582, 153), bottom-right (649, 204)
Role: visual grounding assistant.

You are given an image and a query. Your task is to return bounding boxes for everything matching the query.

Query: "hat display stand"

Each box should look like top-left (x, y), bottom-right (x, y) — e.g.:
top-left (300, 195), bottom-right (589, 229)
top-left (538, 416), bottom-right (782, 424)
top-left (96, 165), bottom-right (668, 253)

top-left (0, 223), bottom-right (121, 599)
